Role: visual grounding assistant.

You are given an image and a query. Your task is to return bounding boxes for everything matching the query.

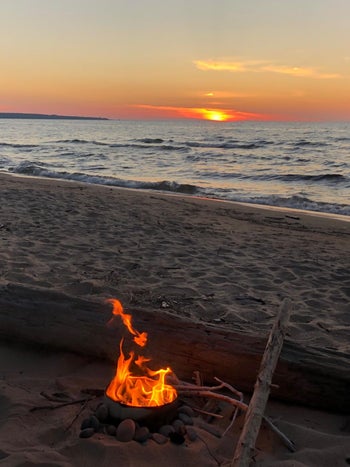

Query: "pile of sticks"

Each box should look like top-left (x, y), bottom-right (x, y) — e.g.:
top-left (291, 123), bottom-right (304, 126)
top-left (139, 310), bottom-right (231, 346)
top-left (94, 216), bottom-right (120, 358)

top-left (175, 298), bottom-right (293, 466)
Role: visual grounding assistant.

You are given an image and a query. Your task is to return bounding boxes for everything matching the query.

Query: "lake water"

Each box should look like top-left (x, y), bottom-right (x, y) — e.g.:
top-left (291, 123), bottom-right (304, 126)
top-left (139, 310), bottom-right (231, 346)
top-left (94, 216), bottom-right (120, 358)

top-left (0, 118), bottom-right (349, 216)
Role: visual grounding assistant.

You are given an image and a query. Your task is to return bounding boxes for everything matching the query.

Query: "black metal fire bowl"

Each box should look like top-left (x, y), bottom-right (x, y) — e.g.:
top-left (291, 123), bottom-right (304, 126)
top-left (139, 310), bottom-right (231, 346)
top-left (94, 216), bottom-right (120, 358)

top-left (104, 393), bottom-right (179, 430)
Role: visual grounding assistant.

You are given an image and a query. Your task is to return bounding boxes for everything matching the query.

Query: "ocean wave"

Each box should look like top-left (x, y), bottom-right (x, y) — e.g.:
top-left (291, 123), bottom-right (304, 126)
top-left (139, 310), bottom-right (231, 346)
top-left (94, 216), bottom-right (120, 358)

top-left (238, 194), bottom-right (350, 216)
top-left (9, 160), bottom-right (50, 175)
top-left (184, 141), bottom-right (270, 150)
top-left (7, 162), bottom-right (349, 216)
top-left (55, 139), bottom-right (187, 151)
top-left (277, 173), bottom-right (347, 183)
top-left (135, 138), bottom-right (164, 144)
top-left (0, 142), bottom-right (40, 149)
top-left (10, 163), bottom-right (199, 195)
top-left (204, 189), bottom-right (350, 216)
top-left (109, 142), bottom-right (187, 151)
top-left (333, 136), bottom-right (350, 142)
top-left (194, 171), bottom-right (347, 184)
top-left (54, 139), bottom-right (109, 146)
top-left (47, 137), bottom-right (275, 152)
top-left (291, 139), bottom-right (327, 148)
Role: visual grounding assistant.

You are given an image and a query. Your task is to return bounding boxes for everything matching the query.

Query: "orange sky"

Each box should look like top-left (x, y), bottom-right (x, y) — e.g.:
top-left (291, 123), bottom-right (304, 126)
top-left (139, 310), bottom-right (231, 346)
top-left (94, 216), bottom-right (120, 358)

top-left (1, 0), bottom-right (350, 121)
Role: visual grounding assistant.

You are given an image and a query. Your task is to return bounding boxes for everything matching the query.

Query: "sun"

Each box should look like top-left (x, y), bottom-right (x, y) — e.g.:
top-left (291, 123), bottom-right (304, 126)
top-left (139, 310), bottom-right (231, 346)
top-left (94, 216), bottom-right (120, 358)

top-left (208, 111), bottom-right (226, 121)
top-left (201, 109), bottom-right (229, 122)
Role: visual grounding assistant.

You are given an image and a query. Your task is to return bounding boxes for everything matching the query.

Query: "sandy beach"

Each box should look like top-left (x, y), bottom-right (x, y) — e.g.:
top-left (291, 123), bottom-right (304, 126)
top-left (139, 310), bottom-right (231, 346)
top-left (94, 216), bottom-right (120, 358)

top-left (0, 172), bottom-right (349, 466)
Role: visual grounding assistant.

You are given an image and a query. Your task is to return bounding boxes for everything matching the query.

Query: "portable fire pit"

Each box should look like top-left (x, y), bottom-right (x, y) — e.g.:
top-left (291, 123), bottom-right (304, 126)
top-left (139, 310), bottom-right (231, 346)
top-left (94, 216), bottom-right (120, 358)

top-left (104, 394), bottom-right (179, 430)
top-left (102, 299), bottom-right (179, 430)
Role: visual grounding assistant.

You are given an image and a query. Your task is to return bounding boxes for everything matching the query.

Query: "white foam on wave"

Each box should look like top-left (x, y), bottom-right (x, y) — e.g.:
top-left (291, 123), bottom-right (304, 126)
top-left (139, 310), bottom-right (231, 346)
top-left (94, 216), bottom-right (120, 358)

top-left (10, 162), bottom-right (350, 217)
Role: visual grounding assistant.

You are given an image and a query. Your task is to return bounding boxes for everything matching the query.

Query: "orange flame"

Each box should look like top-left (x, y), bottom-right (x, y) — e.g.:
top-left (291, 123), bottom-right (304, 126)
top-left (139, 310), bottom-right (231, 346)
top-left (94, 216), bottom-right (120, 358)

top-left (107, 298), bottom-right (148, 347)
top-left (106, 299), bottom-right (177, 407)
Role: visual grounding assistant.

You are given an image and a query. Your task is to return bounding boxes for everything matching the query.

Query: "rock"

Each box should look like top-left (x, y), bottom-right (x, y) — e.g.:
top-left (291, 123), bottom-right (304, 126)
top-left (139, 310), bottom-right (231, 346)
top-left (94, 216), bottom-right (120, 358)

top-left (169, 432), bottom-right (185, 445)
top-left (178, 413), bottom-right (193, 426)
top-left (0, 450), bottom-right (9, 460)
top-left (106, 425), bottom-right (117, 436)
top-left (116, 419), bottom-right (136, 442)
top-left (134, 426), bottom-right (150, 443)
top-left (89, 415), bottom-right (100, 432)
top-left (79, 428), bottom-right (95, 439)
top-left (151, 433), bottom-right (168, 445)
top-left (186, 427), bottom-right (198, 441)
top-left (178, 405), bottom-right (195, 418)
top-left (172, 419), bottom-right (186, 435)
top-left (80, 415), bottom-right (100, 432)
top-left (159, 424), bottom-right (175, 437)
top-left (95, 403), bottom-right (109, 422)
top-left (80, 418), bottom-right (91, 430)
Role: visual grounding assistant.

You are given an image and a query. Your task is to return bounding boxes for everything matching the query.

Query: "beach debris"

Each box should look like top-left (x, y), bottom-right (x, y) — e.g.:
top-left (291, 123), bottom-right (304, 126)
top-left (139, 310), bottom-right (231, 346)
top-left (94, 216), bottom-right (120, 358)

top-left (172, 302), bottom-right (296, 457)
top-left (30, 396), bottom-right (93, 412)
top-left (232, 298), bottom-right (294, 466)
top-left (212, 317), bottom-right (225, 323)
top-left (29, 297), bottom-right (295, 463)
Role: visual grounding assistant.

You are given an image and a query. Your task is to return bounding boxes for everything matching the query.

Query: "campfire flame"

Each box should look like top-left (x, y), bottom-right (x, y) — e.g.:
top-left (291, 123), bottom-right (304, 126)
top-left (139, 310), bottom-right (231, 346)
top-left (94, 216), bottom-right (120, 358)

top-left (106, 299), bottom-right (177, 407)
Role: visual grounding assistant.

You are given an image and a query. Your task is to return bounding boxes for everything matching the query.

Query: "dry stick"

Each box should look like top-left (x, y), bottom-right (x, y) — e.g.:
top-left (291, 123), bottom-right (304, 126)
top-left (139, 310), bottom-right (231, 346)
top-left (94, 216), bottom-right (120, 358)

top-left (177, 378), bottom-right (294, 450)
top-left (231, 298), bottom-right (293, 467)
top-left (214, 377), bottom-right (243, 436)
top-left (178, 390), bottom-right (247, 412)
top-left (178, 388), bottom-right (294, 452)
top-left (30, 397), bottom-right (93, 412)
top-left (192, 407), bottom-right (224, 419)
top-left (65, 398), bottom-right (91, 432)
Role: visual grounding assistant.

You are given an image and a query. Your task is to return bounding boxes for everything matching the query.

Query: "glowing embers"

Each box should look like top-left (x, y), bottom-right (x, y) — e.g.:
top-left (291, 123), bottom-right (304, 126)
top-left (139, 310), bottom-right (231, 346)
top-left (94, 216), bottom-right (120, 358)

top-left (105, 299), bottom-right (177, 408)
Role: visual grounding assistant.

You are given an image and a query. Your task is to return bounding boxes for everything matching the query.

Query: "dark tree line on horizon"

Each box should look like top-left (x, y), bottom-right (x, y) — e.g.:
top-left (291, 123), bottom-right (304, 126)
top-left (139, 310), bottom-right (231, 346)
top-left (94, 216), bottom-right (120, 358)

top-left (0, 112), bottom-right (108, 120)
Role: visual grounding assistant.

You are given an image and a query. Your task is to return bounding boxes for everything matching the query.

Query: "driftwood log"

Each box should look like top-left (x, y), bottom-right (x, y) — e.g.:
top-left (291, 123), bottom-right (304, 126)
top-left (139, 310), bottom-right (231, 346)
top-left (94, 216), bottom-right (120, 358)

top-left (0, 283), bottom-right (349, 413)
top-left (232, 299), bottom-right (292, 467)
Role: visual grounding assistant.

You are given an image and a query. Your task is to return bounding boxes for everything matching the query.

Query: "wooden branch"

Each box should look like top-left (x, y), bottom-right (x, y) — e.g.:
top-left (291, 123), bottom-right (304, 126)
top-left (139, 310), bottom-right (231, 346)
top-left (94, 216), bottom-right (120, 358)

top-left (1, 283), bottom-right (349, 412)
top-left (262, 416), bottom-right (296, 453)
top-left (65, 398), bottom-right (90, 432)
top-left (178, 387), bottom-right (295, 451)
top-left (30, 397), bottom-right (93, 412)
top-left (232, 298), bottom-right (293, 467)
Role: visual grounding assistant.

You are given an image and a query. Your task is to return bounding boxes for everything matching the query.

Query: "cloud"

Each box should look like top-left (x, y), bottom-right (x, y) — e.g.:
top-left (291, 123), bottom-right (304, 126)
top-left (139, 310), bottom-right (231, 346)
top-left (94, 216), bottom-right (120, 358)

top-left (194, 58), bottom-right (341, 79)
top-left (261, 64), bottom-right (340, 79)
top-left (194, 59), bottom-right (266, 73)
top-left (202, 91), bottom-right (255, 98)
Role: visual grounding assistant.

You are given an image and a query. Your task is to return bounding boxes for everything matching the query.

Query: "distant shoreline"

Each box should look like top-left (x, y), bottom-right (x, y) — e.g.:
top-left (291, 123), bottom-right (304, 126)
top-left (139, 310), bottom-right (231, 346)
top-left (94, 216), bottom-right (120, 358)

top-left (0, 112), bottom-right (108, 121)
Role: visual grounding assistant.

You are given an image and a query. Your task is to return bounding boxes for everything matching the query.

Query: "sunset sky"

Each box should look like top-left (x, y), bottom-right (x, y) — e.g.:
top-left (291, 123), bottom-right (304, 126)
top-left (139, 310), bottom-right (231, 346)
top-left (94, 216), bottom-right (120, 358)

top-left (1, 0), bottom-right (349, 121)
